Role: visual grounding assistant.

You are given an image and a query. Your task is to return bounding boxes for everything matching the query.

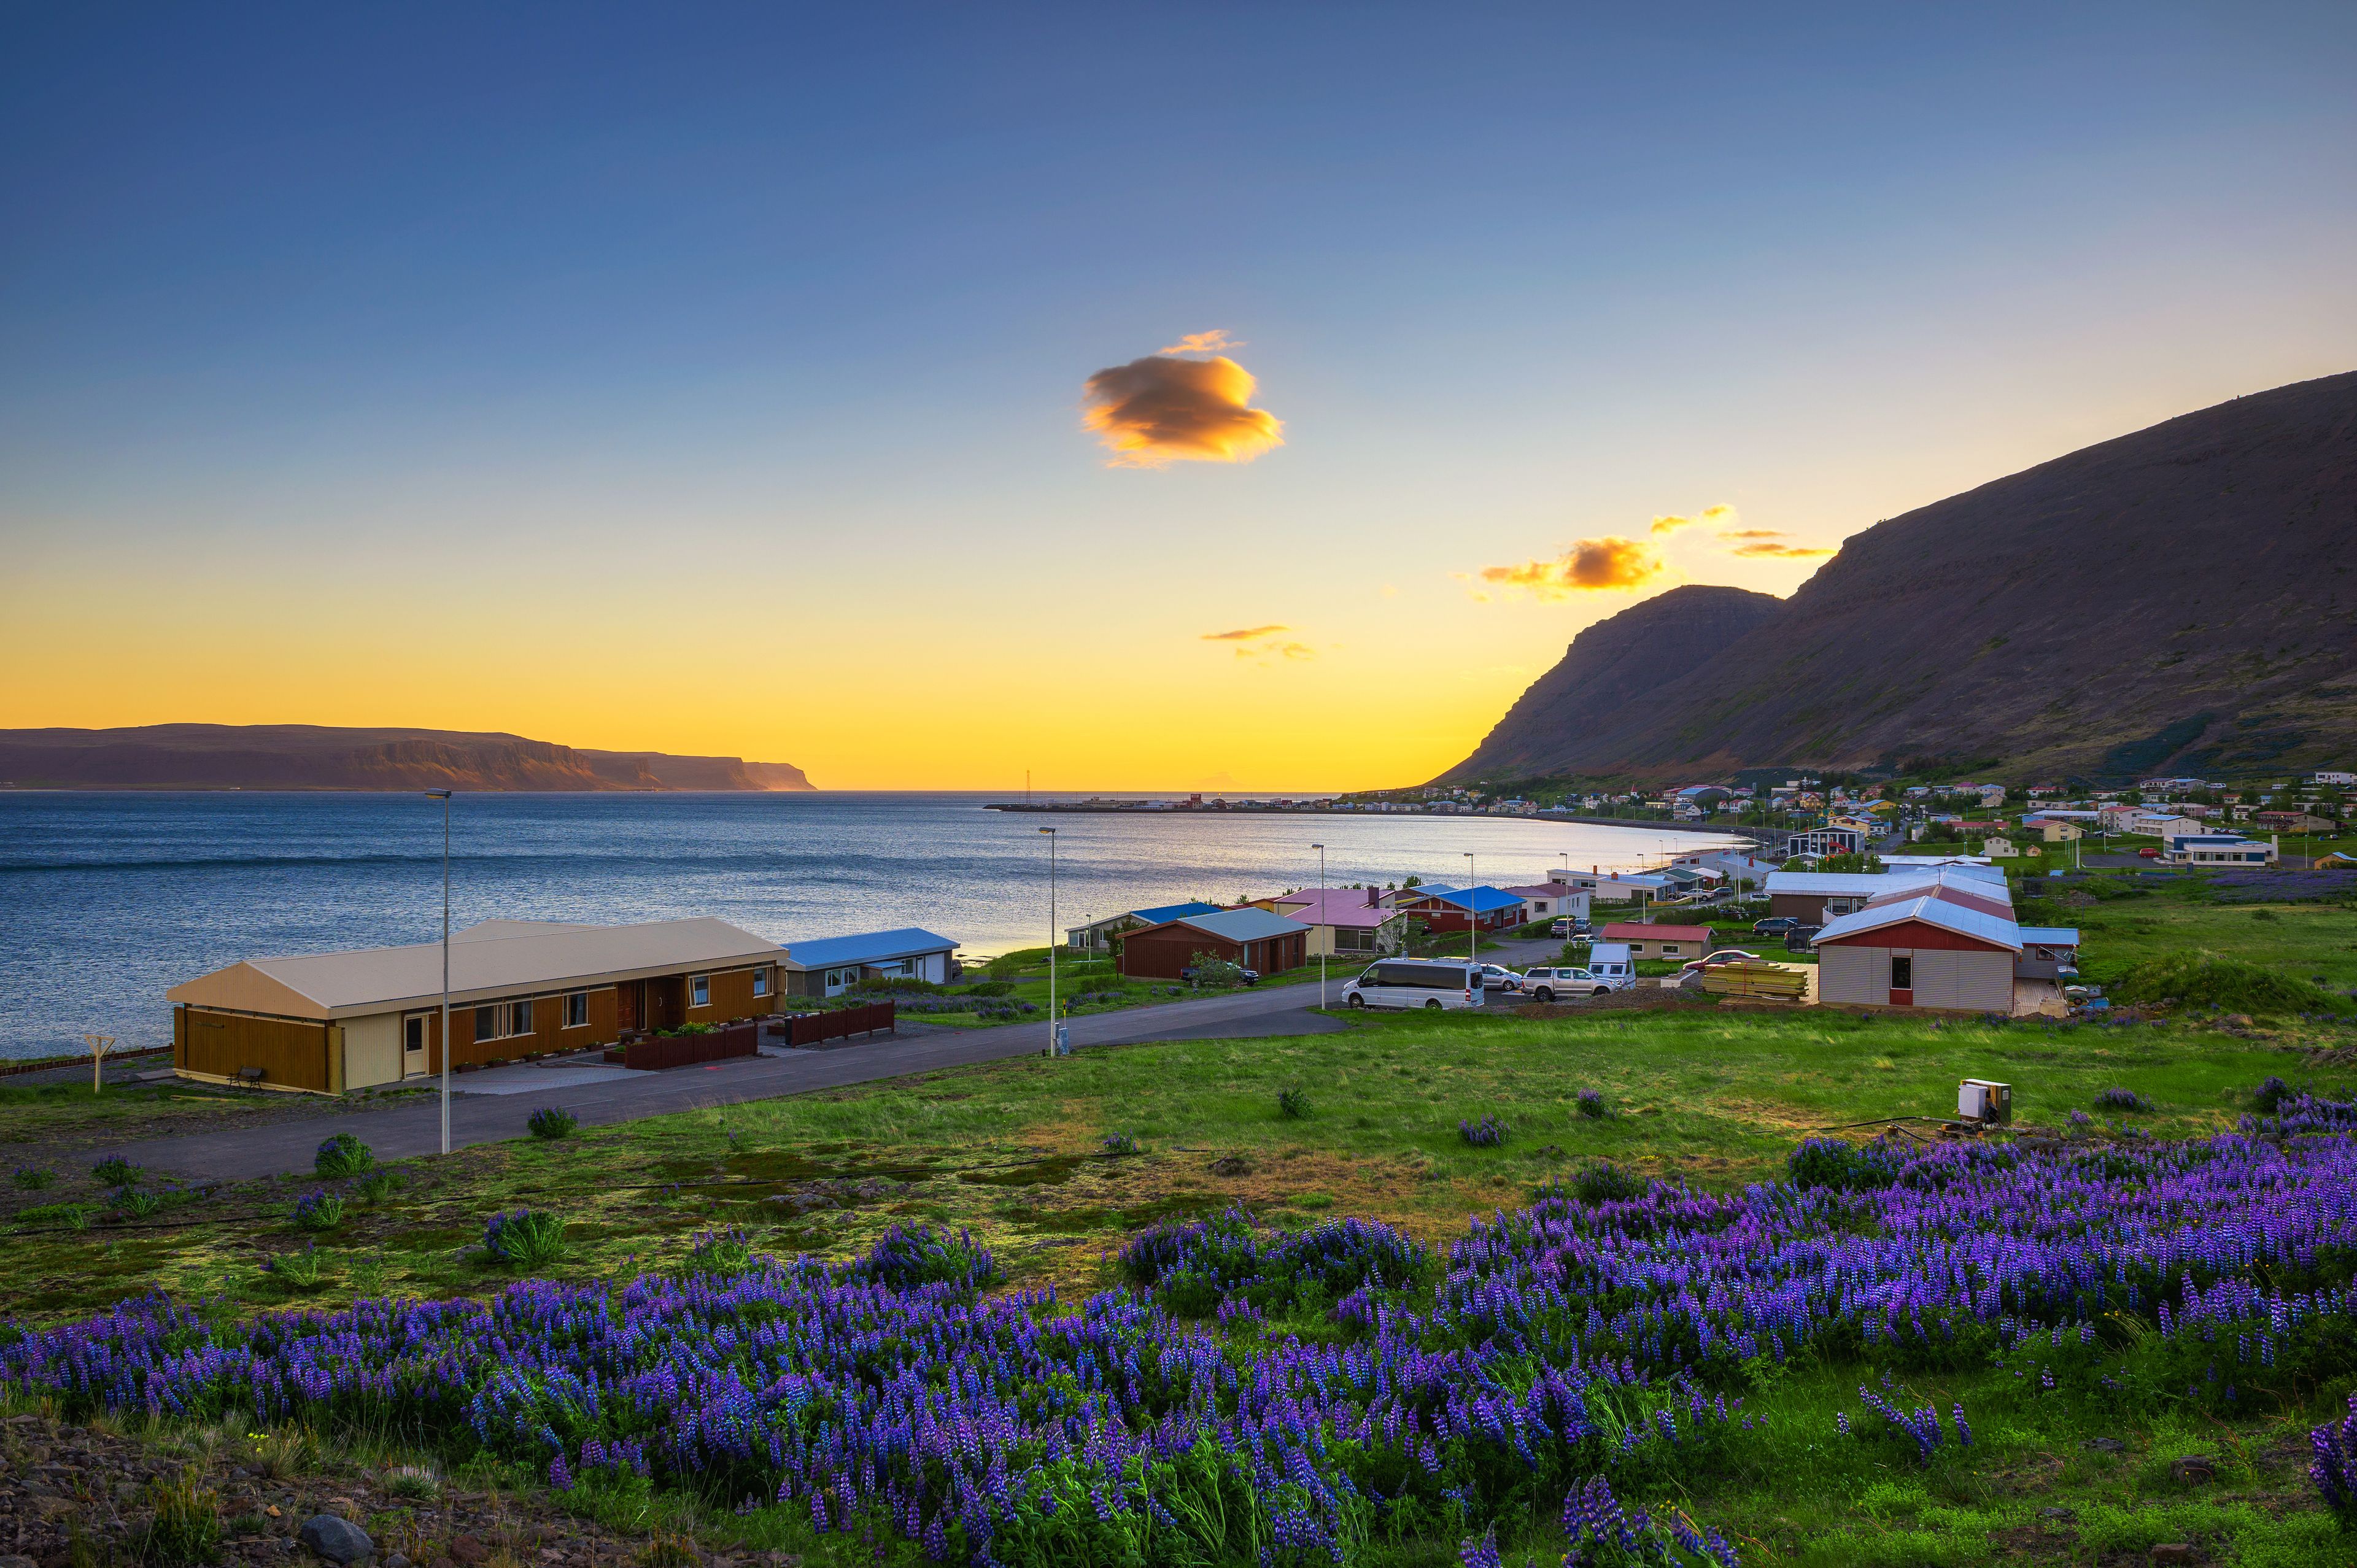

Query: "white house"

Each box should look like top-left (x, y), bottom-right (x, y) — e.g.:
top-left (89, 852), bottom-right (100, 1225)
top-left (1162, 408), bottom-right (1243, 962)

top-left (2161, 833), bottom-right (2278, 867)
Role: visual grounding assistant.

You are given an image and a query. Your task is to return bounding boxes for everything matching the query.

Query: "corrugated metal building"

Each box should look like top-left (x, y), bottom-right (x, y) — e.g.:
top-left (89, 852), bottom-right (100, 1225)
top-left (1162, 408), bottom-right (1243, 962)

top-left (1117, 907), bottom-right (1307, 980)
top-left (168, 917), bottom-right (781, 1093)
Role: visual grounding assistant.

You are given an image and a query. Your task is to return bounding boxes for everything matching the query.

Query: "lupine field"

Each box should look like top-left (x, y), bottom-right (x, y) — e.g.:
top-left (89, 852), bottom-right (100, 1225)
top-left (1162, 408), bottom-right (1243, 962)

top-left (12, 1088), bottom-right (2357, 1566)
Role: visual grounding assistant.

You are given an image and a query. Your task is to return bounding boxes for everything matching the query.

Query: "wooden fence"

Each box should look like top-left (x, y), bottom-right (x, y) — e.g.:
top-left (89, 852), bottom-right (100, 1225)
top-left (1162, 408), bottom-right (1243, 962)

top-left (606, 1019), bottom-right (759, 1071)
top-left (776, 1003), bottom-right (896, 1049)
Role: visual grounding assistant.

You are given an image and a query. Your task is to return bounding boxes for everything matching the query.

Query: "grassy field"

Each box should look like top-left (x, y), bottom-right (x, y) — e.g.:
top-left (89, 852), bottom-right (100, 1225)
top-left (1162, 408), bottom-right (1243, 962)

top-left (7, 868), bottom-right (2356, 1566)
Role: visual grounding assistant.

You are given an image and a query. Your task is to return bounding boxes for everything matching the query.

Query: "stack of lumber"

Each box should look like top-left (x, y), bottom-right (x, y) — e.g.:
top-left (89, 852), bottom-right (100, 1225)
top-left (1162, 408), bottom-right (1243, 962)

top-left (1702, 960), bottom-right (1809, 1001)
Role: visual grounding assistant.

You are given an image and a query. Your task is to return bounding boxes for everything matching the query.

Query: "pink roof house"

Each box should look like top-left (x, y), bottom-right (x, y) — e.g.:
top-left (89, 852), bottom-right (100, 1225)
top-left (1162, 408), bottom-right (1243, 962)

top-left (1272, 887), bottom-right (1409, 956)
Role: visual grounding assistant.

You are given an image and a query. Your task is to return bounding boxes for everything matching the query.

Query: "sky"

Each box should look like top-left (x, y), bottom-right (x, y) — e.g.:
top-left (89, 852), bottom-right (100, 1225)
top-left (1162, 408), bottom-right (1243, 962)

top-left (3, 4), bottom-right (2354, 791)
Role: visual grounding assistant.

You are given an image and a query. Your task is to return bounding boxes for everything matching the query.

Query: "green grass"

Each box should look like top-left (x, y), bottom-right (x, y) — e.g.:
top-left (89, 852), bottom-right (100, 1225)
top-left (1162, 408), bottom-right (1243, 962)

top-left (1, 996), bottom-right (2350, 1566)
top-left (2026, 870), bottom-right (2357, 994)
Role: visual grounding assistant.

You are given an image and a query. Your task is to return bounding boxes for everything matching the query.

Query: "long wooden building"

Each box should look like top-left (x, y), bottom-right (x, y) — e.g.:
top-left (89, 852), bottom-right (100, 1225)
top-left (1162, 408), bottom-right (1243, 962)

top-left (167, 917), bottom-right (781, 1093)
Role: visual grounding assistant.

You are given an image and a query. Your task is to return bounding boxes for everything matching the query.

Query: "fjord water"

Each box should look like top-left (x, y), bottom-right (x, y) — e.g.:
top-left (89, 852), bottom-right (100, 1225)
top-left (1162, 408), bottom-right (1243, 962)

top-left (0, 791), bottom-right (1735, 1057)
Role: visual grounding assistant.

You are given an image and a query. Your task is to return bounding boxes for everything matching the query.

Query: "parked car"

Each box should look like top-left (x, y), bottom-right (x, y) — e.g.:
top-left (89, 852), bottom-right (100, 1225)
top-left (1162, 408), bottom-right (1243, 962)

top-left (1342, 960), bottom-right (1482, 1011)
top-left (1549, 917), bottom-right (1592, 938)
top-left (1752, 916), bottom-right (1803, 935)
top-left (1782, 926), bottom-right (1822, 952)
top-left (1517, 965), bottom-right (1625, 1002)
top-left (1476, 963), bottom-right (1522, 992)
top-left (1674, 948), bottom-right (1763, 975)
top-left (2137, 846), bottom-right (2161, 859)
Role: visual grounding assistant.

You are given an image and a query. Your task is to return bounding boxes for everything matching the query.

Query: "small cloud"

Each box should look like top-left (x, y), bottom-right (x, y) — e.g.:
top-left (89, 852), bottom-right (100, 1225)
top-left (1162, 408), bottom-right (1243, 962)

top-left (1652, 504), bottom-right (1737, 536)
top-left (1379, 583), bottom-right (1399, 598)
top-left (1278, 642), bottom-right (1314, 660)
top-left (1477, 536), bottom-right (1662, 599)
top-left (1727, 541), bottom-right (1835, 559)
top-left (1159, 329), bottom-right (1244, 355)
top-left (1082, 346), bottom-right (1283, 466)
top-left (1716, 527), bottom-right (1786, 540)
top-left (1202, 624), bottom-right (1290, 642)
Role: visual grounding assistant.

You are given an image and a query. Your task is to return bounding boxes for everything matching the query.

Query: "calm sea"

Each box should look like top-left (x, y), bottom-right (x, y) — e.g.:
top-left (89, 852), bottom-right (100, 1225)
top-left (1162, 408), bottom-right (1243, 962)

top-left (0, 791), bottom-right (1736, 1059)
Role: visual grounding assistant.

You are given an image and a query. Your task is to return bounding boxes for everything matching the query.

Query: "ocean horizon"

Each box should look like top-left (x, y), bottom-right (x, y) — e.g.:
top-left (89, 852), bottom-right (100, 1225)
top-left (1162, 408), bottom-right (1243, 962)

top-left (0, 790), bottom-right (1738, 1059)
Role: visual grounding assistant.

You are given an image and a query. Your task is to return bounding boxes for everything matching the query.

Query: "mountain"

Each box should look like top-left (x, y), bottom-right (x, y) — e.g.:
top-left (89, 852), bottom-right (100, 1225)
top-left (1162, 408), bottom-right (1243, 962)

top-left (1446, 371), bottom-right (2357, 784)
top-left (0, 725), bottom-right (815, 792)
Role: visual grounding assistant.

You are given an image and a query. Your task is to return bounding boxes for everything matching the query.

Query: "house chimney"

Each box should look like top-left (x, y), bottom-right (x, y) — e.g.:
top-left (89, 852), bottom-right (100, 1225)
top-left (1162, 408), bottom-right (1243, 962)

top-left (1366, 886), bottom-right (1378, 907)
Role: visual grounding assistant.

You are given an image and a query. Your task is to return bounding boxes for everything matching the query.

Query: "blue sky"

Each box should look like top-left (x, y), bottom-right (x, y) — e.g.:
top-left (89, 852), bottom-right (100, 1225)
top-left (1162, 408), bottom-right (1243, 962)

top-left (4, 4), bottom-right (2353, 787)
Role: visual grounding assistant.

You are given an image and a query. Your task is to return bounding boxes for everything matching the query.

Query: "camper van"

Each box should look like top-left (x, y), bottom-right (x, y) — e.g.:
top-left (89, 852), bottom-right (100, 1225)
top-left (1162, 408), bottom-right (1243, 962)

top-left (1342, 959), bottom-right (1482, 1011)
top-left (1584, 942), bottom-right (1635, 987)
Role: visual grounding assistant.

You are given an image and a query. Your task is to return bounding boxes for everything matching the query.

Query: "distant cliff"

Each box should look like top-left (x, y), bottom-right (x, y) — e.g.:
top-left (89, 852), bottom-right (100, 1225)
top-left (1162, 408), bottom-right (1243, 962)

top-left (1445, 370), bottom-right (2357, 784)
top-left (0, 725), bottom-right (815, 792)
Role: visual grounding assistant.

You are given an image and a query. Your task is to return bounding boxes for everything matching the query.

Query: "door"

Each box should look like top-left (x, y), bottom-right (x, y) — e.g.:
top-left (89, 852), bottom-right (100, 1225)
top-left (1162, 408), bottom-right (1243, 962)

top-left (616, 980), bottom-right (641, 1032)
top-left (1889, 952), bottom-right (1915, 1008)
top-left (402, 1014), bottom-right (428, 1078)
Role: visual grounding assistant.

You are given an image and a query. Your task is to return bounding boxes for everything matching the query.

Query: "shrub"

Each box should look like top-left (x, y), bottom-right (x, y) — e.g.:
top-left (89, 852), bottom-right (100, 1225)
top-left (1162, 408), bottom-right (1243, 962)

top-left (1116, 1207), bottom-right (1427, 1318)
top-left (1459, 1114), bottom-right (1509, 1147)
top-left (2253, 1076), bottom-right (2297, 1113)
top-left (527, 1106), bottom-right (578, 1141)
top-left (1575, 1089), bottom-right (1606, 1119)
top-left (1101, 1132), bottom-right (1141, 1155)
top-left (848, 1223), bottom-right (999, 1294)
top-left (312, 1133), bottom-right (374, 1179)
top-left (1787, 1136), bottom-right (1905, 1192)
top-left (11, 1165), bottom-right (54, 1191)
top-left (15, 1202), bottom-right (90, 1230)
top-left (91, 1155), bottom-right (141, 1186)
top-left (2094, 1087), bottom-right (2150, 1113)
top-left (263, 1242), bottom-right (327, 1291)
top-left (656, 1022), bottom-right (717, 1037)
top-left (1571, 1161), bottom-right (1646, 1204)
top-left (2313, 1390), bottom-right (2357, 1526)
top-left (681, 1229), bottom-right (756, 1278)
top-left (1276, 1087), bottom-right (1311, 1121)
top-left (2111, 950), bottom-right (2350, 1016)
top-left (1188, 954), bottom-right (1248, 989)
top-left (352, 1168), bottom-right (406, 1204)
top-left (482, 1209), bottom-right (568, 1269)
top-left (963, 980), bottom-right (1015, 998)
top-left (112, 1185), bottom-right (163, 1219)
top-left (290, 1192), bottom-right (345, 1232)
top-left (139, 1466), bottom-right (224, 1564)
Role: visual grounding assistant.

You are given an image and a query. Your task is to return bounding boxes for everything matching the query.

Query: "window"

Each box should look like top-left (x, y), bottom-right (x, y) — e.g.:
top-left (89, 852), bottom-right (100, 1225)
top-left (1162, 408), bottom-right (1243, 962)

top-left (508, 998), bottom-right (532, 1037)
top-left (563, 991), bottom-right (588, 1029)
top-left (1661, 944), bottom-right (1682, 956)
top-left (752, 967), bottom-right (770, 998)
top-left (689, 973), bottom-right (711, 1009)
top-left (1891, 956), bottom-right (1914, 990)
top-left (474, 1005), bottom-right (499, 1043)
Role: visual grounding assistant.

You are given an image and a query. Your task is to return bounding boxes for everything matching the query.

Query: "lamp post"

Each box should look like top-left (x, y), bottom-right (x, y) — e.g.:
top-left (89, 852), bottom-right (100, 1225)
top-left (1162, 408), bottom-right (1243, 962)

top-left (1039, 827), bottom-right (1058, 1054)
top-left (1463, 851), bottom-right (1476, 966)
top-left (424, 789), bottom-right (452, 1155)
top-left (1312, 843), bottom-right (1326, 1008)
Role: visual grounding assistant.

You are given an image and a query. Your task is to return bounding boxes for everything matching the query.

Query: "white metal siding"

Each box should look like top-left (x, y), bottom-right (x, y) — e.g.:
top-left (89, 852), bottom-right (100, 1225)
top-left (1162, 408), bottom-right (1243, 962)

top-left (1817, 944), bottom-right (1877, 1006)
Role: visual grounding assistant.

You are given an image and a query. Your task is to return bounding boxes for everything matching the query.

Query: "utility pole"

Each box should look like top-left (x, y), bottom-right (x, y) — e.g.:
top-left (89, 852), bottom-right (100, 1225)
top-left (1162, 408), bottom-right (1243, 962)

top-left (1039, 827), bottom-right (1059, 1054)
top-left (425, 790), bottom-right (453, 1155)
top-left (1312, 843), bottom-right (1327, 1008)
top-left (1463, 851), bottom-right (1476, 966)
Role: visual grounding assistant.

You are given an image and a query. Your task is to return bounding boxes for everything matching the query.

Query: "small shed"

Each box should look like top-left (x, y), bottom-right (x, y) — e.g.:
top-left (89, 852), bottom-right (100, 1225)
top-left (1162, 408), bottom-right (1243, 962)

top-left (1813, 897), bottom-right (2020, 1011)
top-left (1117, 907), bottom-right (1309, 980)
top-left (1598, 922), bottom-right (1713, 959)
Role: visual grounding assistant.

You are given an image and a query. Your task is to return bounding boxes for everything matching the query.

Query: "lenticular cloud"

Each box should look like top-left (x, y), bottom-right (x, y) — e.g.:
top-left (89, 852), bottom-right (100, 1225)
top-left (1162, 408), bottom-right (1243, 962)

top-left (1082, 349), bottom-right (1284, 467)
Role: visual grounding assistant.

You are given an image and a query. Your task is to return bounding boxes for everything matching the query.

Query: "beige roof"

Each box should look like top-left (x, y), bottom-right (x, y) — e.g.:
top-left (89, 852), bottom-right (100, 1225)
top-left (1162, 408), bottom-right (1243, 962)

top-left (168, 917), bottom-right (781, 1021)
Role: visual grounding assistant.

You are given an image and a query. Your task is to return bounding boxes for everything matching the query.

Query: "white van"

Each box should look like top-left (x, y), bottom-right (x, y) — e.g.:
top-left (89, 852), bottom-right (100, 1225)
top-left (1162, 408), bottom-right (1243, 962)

top-left (1343, 959), bottom-right (1482, 1011)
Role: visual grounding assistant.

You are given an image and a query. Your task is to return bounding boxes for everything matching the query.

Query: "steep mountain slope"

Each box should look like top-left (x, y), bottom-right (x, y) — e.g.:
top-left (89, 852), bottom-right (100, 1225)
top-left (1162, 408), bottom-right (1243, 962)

top-left (1447, 370), bottom-right (2357, 783)
top-left (0, 725), bottom-right (815, 791)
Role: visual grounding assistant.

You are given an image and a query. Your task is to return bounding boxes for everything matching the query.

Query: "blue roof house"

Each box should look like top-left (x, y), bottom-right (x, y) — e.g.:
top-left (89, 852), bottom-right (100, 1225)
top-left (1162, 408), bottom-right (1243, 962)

top-left (778, 927), bottom-right (959, 998)
top-left (1064, 900), bottom-right (1226, 952)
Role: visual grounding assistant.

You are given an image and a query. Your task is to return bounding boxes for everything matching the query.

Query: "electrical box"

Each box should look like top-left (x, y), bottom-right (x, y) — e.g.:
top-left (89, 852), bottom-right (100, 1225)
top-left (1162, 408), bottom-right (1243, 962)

top-left (1958, 1079), bottom-right (2012, 1126)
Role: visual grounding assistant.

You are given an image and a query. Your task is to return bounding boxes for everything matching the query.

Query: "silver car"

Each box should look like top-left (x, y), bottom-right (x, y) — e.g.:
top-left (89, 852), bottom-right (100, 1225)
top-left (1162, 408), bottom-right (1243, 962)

top-left (1517, 965), bottom-right (1624, 1002)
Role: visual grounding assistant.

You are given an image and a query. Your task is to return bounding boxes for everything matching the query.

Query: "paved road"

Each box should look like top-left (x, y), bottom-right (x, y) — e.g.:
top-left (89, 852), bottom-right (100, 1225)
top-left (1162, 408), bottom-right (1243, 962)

top-left (86, 975), bottom-right (1371, 1183)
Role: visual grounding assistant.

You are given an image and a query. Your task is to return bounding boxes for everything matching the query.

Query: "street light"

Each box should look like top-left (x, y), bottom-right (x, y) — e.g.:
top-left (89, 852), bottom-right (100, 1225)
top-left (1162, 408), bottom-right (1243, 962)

top-left (1463, 851), bottom-right (1477, 966)
top-left (424, 789), bottom-right (452, 1156)
top-left (1311, 843), bottom-right (1326, 1008)
top-left (1039, 827), bottom-right (1058, 1055)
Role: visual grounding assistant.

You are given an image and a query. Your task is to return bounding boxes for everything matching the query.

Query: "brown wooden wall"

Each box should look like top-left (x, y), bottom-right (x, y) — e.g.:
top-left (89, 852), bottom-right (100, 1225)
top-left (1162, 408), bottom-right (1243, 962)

top-left (432, 984), bottom-right (621, 1072)
top-left (176, 1006), bottom-right (334, 1092)
top-left (1120, 930), bottom-right (1241, 979)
